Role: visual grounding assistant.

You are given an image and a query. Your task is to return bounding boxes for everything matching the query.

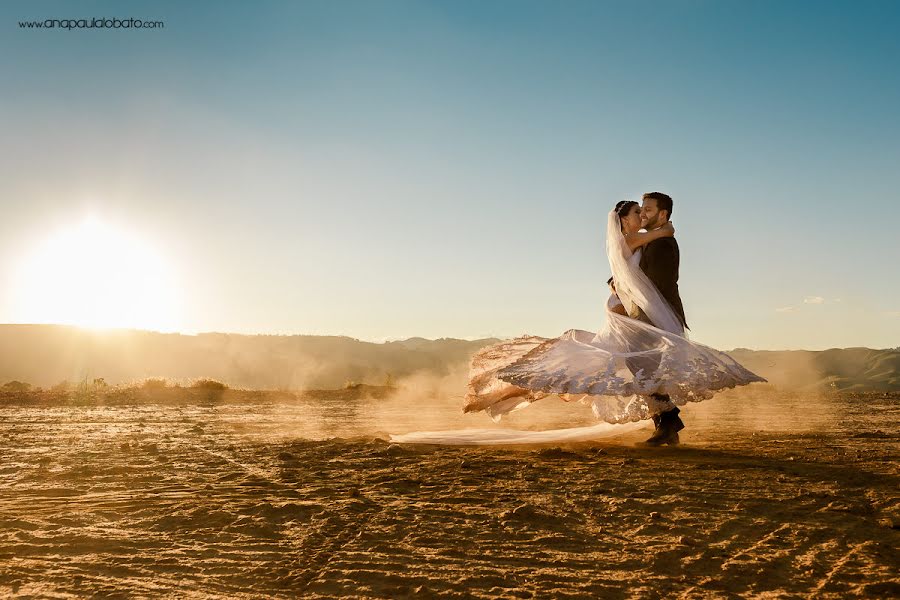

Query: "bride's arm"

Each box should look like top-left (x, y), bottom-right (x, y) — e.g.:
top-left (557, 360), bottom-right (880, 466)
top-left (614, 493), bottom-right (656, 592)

top-left (623, 222), bottom-right (674, 251)
top-left (607, 282), bottom-right (629, 316)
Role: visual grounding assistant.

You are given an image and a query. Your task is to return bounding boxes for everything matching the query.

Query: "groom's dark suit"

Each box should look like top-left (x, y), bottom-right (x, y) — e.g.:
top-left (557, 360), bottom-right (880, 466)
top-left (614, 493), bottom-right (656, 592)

top-left (631, 230), bottom-right (688, 439)
top-left (635, 235), bottom-right (688, 330)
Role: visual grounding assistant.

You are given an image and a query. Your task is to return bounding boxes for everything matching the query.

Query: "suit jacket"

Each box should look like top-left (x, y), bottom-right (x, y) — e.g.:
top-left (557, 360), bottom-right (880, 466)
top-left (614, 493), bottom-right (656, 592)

top-left (637, 236), bottom-right (688, 330)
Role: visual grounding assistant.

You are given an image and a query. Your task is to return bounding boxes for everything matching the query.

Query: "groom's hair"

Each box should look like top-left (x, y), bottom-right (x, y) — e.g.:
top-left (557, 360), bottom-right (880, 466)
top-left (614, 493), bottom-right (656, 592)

top-left (642, 192), bottom-right (673, 219)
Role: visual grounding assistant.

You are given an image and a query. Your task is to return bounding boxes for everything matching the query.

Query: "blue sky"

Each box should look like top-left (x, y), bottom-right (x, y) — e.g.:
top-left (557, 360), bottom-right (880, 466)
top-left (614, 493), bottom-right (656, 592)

top-left (1, 0), bottom-right (898, 349)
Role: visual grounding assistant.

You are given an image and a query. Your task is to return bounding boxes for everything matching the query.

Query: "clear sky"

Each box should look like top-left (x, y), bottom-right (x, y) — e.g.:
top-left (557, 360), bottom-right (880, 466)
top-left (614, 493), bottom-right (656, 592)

top-left (1, 0), bottom-right (898, 350)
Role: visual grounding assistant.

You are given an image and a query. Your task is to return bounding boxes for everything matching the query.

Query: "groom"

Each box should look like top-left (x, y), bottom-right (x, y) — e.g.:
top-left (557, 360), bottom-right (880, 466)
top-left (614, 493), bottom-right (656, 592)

top-left (636, 191), bottom-right (688, 446)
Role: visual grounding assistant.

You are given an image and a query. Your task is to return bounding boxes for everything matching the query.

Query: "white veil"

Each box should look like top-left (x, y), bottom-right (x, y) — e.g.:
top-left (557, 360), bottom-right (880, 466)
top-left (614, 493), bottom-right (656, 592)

top-left (605, 209), bottom-right (686, 338)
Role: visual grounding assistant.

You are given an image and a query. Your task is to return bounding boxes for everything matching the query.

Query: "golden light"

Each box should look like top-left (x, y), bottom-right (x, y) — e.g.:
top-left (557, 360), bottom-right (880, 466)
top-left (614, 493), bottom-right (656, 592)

top-left (11, 216), bottom-right (182, 332)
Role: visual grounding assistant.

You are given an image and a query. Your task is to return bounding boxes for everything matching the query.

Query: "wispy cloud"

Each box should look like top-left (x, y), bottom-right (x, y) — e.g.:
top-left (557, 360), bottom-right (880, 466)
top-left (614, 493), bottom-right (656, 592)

top-left (777, 296), bottom-right (834, 314)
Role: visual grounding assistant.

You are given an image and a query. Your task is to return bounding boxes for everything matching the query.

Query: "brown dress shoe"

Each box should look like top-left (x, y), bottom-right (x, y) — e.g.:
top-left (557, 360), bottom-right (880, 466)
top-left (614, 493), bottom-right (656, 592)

top-left (641, 408), bottom-right (683, 446)
top-left (641, 427), bottom-right (678, 446)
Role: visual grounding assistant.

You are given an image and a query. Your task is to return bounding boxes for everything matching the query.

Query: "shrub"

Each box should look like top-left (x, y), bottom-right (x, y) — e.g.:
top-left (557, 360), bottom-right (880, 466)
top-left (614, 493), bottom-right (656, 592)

top-left (51, 380), bottom-right (71, 392)
top-left (73, 376), bottom-right (108, 401)
top-left (141, 378), bottom-right (168, 390)
top-left (191, 379), bottom-right (228, 391)
top-left (2, 380), bottom-right (31, 392)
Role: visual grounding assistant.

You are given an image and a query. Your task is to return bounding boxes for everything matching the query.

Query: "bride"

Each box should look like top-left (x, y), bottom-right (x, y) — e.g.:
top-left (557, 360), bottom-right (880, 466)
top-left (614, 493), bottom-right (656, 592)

top-left (462, 199), bottom-right (766, 444)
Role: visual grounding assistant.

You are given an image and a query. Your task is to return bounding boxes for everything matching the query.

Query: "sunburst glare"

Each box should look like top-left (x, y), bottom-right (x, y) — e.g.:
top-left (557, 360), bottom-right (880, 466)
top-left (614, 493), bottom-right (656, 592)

top-left (10, 216), bottom-right (182, 332)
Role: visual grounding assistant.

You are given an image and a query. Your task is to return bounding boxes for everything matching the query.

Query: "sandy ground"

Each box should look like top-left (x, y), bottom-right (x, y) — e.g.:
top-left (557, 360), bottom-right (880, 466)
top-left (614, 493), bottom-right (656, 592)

top-left (0, 389), bottom-right (897, 598)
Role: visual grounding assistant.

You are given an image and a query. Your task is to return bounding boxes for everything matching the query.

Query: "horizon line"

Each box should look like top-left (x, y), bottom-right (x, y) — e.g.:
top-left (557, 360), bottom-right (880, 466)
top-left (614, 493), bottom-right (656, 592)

top-left (0, 322), bottom-right (895, 353)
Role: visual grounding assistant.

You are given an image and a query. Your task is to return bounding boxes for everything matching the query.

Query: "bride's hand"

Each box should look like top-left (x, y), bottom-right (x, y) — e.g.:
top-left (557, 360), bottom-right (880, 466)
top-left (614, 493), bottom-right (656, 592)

top-left (661, 221), bottom-right (675, 236)
top-left (624, 220), bottom-right (675, 251)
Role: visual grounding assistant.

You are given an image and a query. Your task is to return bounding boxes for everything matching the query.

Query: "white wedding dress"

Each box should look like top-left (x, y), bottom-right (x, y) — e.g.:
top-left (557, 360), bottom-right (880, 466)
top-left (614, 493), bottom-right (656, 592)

top-left (463, 210), bottom-right (766, 424)
top-left (390, 209), bottom-right (765, 445)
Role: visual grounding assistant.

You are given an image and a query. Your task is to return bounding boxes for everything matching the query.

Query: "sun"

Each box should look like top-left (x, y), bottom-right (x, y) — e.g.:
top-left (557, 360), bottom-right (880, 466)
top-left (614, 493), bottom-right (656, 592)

top-left (11, 216), bottom-right (182, 332)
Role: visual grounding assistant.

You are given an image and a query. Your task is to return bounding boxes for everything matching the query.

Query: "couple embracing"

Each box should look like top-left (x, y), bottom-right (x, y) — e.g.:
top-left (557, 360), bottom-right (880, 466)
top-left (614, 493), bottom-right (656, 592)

top-left (465, 192), bottom-right (765, 445)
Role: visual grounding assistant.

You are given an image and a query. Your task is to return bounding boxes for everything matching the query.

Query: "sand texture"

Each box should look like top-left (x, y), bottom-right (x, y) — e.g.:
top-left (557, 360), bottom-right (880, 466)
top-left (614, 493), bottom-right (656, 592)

top-left (0, 389), bottom-right (897, 598)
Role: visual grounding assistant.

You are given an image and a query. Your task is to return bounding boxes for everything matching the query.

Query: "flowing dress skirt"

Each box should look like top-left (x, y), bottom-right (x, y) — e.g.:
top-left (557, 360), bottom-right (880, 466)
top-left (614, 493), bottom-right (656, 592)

top-left (464, 305), bottom-right (766, 424)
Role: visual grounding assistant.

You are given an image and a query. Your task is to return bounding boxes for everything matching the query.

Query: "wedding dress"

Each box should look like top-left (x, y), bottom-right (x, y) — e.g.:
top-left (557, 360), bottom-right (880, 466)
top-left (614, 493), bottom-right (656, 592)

top-left (462, 209), bottom-right (766, 425)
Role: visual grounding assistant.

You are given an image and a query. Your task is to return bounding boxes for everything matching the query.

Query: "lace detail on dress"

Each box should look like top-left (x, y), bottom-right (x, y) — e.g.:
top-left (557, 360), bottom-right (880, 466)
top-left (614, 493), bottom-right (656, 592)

top-left (464, 325), bottom-right (767, 424)
top-left (463, 335), bottom-right (554, 422)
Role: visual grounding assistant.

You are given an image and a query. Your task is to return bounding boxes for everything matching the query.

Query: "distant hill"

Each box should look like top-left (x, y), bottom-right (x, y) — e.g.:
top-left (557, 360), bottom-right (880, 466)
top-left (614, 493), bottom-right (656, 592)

top-left (0, 324), bottom-right (489, 390)
top-left (0, 324), bottom-right (897, 392)
top-left (727, 347), bottom-right (900, 392)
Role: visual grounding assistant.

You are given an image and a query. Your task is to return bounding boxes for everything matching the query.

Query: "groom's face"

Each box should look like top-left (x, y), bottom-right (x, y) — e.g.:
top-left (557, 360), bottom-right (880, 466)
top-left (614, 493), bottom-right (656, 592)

top-left (641, 199), bottom-right (665, 229)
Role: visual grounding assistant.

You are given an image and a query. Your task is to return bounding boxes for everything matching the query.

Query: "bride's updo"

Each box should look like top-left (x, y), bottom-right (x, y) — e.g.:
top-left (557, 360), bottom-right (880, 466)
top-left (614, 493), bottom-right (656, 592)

top-left (615, 200), bottom-right (638, 220)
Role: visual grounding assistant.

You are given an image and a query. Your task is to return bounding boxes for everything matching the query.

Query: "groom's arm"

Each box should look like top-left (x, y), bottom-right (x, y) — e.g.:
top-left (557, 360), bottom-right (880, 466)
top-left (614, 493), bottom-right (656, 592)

top-left (643, 238), bottom-right (680, 300)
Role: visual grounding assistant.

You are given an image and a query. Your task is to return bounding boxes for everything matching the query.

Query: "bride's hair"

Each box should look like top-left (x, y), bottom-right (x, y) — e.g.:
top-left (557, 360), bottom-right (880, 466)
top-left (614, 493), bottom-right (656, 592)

top-left (614, 200), bottom-right (638, 220)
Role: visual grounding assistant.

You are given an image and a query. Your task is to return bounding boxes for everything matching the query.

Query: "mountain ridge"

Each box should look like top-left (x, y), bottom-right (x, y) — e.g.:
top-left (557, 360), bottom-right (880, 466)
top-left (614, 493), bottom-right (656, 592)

top-left (1, 324), bottom-right (896, 392)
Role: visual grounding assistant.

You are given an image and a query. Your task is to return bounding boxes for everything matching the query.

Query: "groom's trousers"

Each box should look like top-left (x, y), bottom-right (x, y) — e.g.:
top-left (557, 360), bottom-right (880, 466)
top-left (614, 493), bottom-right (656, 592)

top-left (627, 307), bottom-right (677, 417)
